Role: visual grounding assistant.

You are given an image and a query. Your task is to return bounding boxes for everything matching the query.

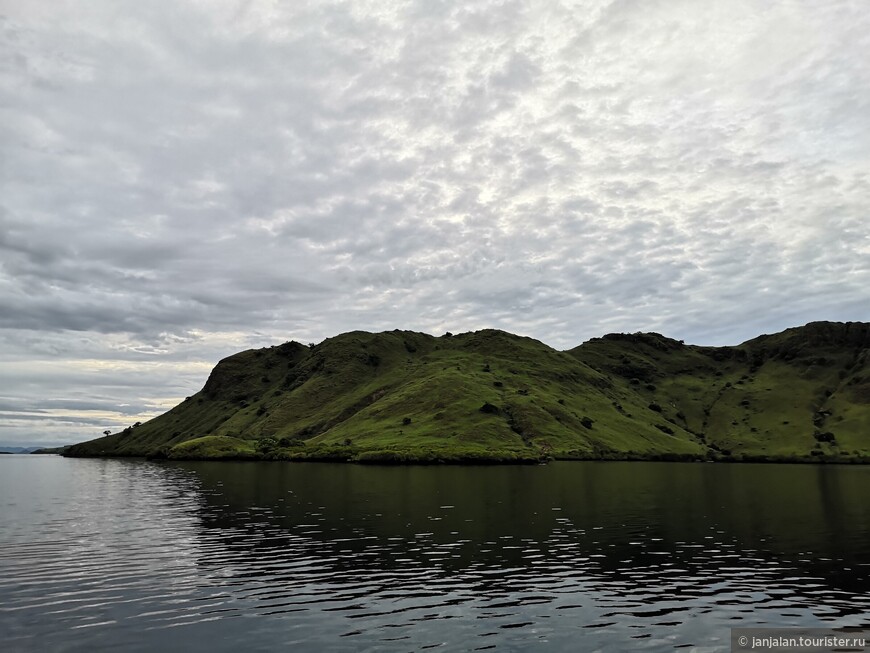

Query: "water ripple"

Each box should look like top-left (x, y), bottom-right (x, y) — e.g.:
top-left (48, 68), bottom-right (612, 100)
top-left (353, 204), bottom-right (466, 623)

top-left (2, 458), bottom-right (869, 652)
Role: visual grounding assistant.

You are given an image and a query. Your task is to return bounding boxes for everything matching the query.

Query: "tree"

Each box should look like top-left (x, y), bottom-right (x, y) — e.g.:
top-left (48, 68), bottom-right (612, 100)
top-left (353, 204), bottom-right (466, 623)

top-left (103, 430), bottom-right (111, 437)
top-left (257, 437), bottom-right (278, 454)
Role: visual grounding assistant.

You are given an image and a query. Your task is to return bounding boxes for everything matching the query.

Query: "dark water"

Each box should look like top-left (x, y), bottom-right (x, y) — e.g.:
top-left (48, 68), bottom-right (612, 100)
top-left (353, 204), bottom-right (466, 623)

top-left (1, 457), bottom-right (868, 652)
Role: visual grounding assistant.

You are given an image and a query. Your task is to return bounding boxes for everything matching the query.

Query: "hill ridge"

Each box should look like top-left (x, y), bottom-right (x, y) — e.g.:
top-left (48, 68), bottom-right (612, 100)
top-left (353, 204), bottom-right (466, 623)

top-left (66, 321), bottom-right (870, 463)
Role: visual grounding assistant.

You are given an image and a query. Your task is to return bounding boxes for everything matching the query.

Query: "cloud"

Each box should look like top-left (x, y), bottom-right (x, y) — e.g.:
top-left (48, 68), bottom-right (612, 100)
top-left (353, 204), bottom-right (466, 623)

top-left (1, 0), bottom-right (868, 445)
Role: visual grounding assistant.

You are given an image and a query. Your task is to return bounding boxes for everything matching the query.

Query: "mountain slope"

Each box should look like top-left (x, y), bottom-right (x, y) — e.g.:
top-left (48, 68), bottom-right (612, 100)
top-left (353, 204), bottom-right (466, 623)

top-left (569, 322), bottom-right (870, 460)
top-left (65, 322), bottom-right (870, 462)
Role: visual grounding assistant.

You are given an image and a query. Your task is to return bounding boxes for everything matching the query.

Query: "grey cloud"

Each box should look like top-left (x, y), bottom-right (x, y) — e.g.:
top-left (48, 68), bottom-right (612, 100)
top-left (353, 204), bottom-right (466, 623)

top-left (0, 414), bottom-right (111, 426)
top-left (0, 387), bottom-right (161, 416)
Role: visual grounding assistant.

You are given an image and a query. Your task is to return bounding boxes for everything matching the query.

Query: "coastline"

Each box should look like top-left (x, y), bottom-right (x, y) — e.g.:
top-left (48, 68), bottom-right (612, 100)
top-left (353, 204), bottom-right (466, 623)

top-left (61, 448), bottom-right (870, 465)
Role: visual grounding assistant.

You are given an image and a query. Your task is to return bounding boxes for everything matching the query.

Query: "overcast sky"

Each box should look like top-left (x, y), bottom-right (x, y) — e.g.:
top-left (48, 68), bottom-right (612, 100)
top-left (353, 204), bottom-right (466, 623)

top-left (2, 0), bottom-right (869, 447)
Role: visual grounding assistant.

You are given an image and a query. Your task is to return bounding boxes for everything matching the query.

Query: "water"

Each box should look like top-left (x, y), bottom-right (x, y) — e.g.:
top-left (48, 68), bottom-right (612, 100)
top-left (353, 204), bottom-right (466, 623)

top-left (1, 457), bottom-right (868, 652)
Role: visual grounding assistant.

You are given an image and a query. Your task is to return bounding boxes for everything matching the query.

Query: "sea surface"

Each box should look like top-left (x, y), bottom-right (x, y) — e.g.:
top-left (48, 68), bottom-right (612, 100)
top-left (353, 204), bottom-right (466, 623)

top-left (1, 456), bottom-right (868, 652)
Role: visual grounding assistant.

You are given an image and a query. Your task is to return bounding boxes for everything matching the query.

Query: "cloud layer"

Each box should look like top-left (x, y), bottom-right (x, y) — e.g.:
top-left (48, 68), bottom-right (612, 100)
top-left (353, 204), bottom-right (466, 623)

top-left (2, 0), bottom-right (868, 445)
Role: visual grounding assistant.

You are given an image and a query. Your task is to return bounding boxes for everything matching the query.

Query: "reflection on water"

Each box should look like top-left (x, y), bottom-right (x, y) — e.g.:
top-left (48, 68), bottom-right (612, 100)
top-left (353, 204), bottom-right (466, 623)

top-left (1, 457), bottom-right (868, 652)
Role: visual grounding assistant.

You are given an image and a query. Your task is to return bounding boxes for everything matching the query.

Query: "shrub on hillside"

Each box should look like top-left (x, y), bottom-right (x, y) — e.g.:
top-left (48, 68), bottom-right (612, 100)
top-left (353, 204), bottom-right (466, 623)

top-left (814, 431), bottom-right (836, 443)
top-left (257, 437), bottom-right (278, 453)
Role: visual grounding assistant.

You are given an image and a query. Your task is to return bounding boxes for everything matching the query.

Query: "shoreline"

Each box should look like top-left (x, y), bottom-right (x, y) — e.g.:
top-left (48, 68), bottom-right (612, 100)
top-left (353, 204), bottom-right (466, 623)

top-left (61, 449), bottom-right (870, 465)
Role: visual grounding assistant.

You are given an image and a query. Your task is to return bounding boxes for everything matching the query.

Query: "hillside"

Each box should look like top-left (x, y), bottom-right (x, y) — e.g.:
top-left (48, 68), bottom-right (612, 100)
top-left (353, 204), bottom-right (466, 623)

top-left (65, 322), bottom-right (870, 463)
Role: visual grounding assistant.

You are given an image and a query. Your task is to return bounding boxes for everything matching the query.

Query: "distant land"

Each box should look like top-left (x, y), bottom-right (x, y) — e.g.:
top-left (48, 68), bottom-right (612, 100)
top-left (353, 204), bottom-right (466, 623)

top-left (30, 446), bottom-right (71, 455)
top-left (0, 445), bottom-right (70, 455)
top-left (0, 446), bottom-right (41, 454)
top-left (65, 321), bottom-right (870, 464)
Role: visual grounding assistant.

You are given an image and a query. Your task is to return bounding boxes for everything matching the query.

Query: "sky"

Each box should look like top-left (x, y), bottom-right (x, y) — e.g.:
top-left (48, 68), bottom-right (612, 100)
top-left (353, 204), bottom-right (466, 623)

top-left (2, 0), bottom-right (869, 447)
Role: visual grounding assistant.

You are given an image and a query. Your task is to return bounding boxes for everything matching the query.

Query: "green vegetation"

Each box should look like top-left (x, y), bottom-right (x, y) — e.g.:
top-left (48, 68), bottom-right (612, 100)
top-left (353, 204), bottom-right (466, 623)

top-left (30, 446), bottom-right (71, 455)
top-left (64, 322), bottom-right (870, 463)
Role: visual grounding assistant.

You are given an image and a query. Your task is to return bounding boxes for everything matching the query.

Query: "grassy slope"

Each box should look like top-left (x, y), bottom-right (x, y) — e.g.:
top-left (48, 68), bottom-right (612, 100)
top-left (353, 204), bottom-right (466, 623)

top-left (65, 322), bottom-right (870, 462)
top-left (570, 322), bottom-right (870, 460)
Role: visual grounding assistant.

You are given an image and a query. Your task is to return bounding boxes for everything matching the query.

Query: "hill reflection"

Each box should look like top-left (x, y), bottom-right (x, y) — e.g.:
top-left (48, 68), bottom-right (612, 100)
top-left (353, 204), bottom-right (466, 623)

top-left (168, 460), bottom-right (870, 648)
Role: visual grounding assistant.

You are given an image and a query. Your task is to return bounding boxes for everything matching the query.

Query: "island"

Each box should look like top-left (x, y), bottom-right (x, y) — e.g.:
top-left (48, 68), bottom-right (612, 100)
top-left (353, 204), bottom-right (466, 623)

top-left (65, 321), bottom-right (870, 464)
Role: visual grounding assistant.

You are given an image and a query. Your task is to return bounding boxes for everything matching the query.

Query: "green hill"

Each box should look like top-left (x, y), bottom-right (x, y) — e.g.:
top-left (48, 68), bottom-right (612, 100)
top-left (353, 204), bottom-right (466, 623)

top-left (65, 322), bottom-right (870, 463)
